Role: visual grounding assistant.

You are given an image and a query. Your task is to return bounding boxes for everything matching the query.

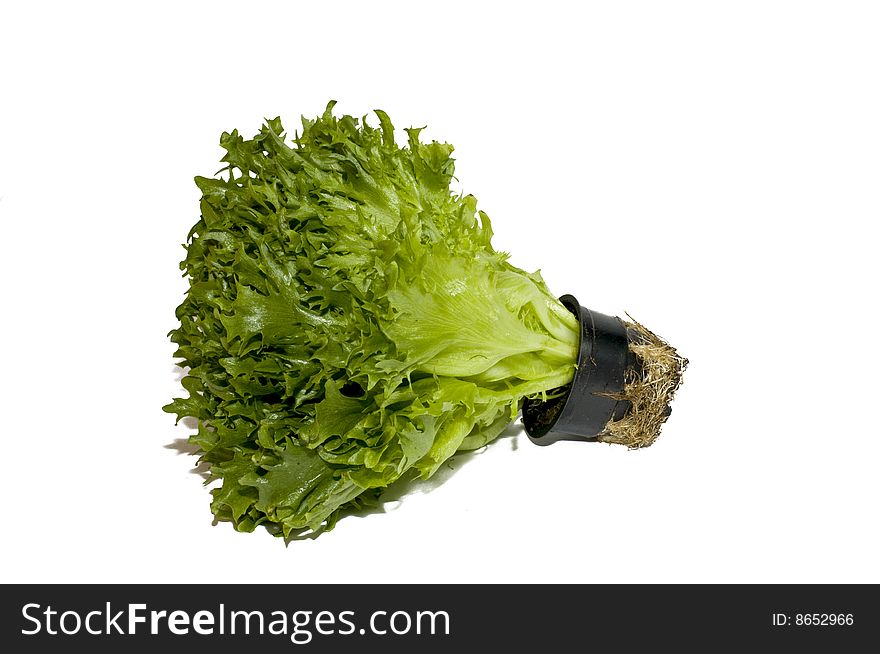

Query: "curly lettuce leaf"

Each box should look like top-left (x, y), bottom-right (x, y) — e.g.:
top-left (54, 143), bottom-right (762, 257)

top-left (165, 102), bottom-right (578, 538)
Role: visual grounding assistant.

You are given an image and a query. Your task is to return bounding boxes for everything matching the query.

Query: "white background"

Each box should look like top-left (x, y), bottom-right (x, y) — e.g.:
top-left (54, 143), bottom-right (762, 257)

top-left (2, 1), bottom-right (878, 584)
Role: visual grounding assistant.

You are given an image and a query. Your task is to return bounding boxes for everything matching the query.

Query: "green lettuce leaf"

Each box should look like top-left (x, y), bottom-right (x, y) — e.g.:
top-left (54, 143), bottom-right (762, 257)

top-left (165, 102), bottom-right (578, 538)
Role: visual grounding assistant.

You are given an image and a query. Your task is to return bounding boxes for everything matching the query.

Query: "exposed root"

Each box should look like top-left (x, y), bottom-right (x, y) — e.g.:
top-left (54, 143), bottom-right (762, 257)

top-left (597, 317), bottom-right (687, 449)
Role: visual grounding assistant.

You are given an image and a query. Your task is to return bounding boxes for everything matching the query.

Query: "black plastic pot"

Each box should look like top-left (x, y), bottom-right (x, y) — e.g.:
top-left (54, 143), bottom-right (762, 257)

top-left (522, 295), bottom-right (637, 445)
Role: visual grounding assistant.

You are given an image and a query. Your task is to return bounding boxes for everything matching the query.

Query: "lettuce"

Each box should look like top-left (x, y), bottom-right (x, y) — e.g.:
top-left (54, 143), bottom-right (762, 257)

top-left (165, 102), bottom-right (579, 538)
